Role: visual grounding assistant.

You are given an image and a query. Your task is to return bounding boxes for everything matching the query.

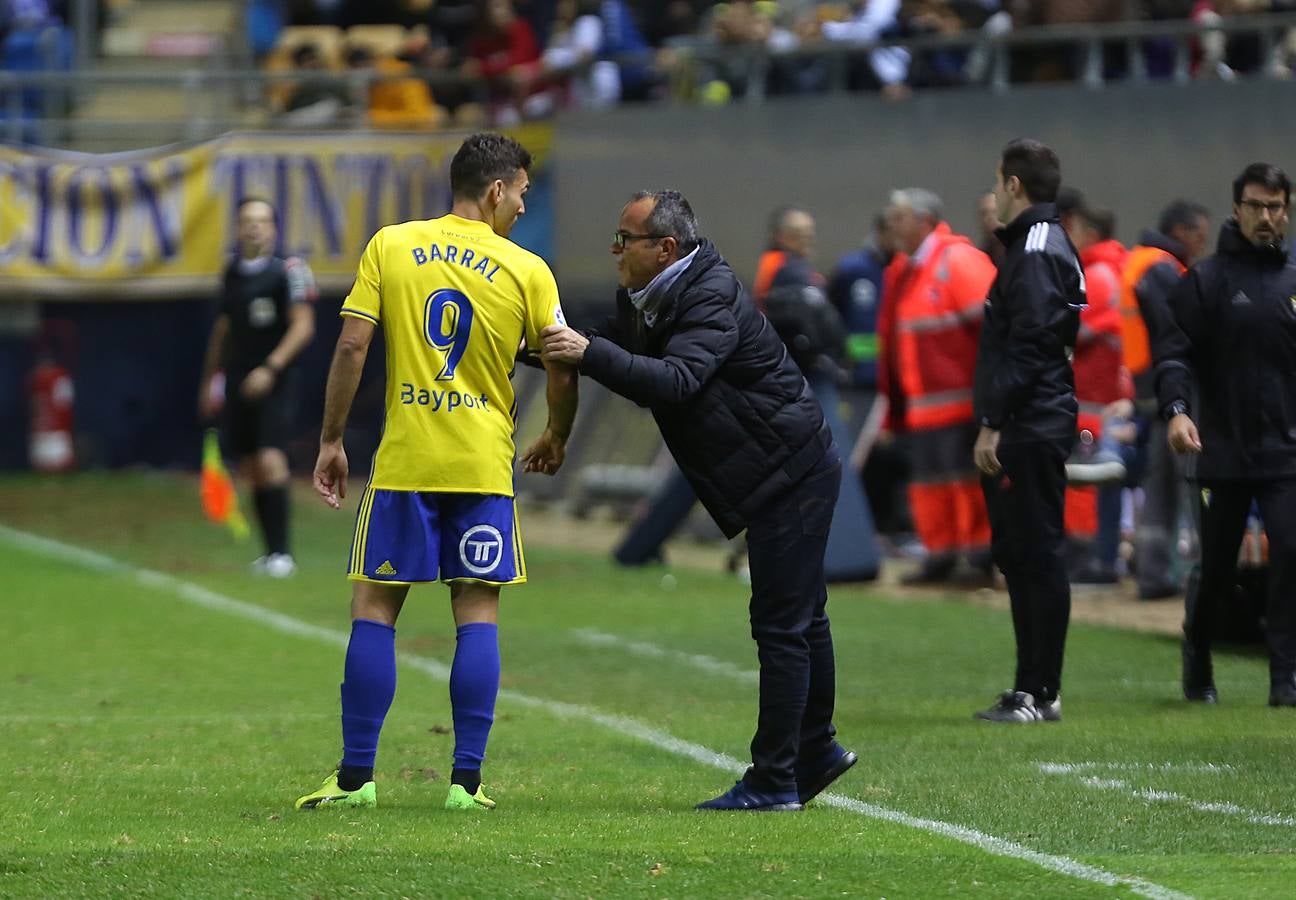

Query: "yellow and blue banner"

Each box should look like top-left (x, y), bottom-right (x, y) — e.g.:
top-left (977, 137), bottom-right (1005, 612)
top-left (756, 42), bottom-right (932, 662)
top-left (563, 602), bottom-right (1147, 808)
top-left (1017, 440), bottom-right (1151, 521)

top-left (0, 125), bottom-right (554, 299)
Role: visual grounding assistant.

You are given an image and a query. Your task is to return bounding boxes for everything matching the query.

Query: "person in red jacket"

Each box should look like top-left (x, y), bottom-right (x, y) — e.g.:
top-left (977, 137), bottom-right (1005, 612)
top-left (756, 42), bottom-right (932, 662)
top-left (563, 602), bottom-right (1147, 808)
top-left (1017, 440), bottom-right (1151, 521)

top-left (879, 188), bottom-right (998, 584)
top-left (464, 0), bottom-right (543, 124)
top-left (1058, 190), bottom-right (1131, 583)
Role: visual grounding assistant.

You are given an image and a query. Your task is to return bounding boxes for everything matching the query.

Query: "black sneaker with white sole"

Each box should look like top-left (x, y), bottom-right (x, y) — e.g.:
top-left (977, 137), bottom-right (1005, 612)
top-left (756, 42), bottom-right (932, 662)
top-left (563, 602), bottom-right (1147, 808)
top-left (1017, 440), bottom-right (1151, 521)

top-left (974, 690), bottom-right (1043, 723)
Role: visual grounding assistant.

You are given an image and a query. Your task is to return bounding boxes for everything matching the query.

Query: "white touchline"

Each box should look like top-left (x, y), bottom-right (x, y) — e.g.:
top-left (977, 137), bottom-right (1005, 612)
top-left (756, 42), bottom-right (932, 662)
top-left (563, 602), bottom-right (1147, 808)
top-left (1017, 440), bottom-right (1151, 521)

top-left (570, 628), bottom-right (759, 684)
top-left (1075, 776), bottom-right (1296, 828)
top-left (0, 523), bottom-right (1190, 900)
top-left (1038, 762), bottom-right (1237, 775)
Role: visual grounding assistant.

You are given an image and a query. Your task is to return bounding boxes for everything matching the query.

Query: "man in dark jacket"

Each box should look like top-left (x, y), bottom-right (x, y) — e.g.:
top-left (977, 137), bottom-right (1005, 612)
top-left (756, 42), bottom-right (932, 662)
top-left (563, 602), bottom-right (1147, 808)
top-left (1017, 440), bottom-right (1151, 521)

top-left (540, 190), bottom-right (855, 810)
top-left (972, 139), bottom-right (1085, 723)
top-left (1155, 162), bottom-right (1296, 708)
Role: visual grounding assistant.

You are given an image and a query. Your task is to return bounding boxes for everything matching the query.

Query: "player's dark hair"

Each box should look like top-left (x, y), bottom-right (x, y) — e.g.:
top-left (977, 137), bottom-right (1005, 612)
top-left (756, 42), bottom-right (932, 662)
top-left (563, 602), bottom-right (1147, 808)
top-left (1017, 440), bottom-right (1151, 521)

top-left (450, 132), bottom-right (533, 201)
top-left (630, 189), bottom-right (700, 255)
top-left (1083, 206), bottom-right (1116, 242)
top-left (1232, 162), bottom-right (1291, 205)
top-left (1000, 138), bottom-right (1062, 204)
top-left (1157, 199), bottom-right (1209, 237)
top-left (1054, 186), bottom-right (1084, 220)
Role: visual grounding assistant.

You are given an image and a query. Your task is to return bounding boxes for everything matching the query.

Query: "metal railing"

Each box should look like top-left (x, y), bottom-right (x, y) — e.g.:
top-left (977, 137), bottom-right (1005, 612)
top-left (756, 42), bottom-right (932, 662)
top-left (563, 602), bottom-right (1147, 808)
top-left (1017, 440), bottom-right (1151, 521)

top-left (3, 12), bottom-right (1295, 149)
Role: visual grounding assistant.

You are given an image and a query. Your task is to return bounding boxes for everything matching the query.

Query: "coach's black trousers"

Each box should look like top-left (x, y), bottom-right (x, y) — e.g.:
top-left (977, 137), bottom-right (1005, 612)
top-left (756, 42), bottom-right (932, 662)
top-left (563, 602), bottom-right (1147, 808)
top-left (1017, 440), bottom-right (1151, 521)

top-left (744, 447), bottom-right (842, 794)
top-left (982, 440), bottom-right (1071, 702)
top-left (1184, 479), bottom-right (1296, 682)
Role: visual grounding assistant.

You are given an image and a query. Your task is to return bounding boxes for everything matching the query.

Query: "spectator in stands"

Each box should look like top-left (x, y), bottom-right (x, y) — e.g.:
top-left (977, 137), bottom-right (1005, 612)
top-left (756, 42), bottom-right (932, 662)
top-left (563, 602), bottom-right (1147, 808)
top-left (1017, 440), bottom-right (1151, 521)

top-left (394, 20), bottom-right (481, 122)
top-left (1121, 198), bottom-right (1211, 599)
top-left (598, 0), bottom-right (662, 102)
top-left (639, 0), bottom-right (710, 47)
top-left (1008, 0), bottom-right (1129, 82)
top-left (879, 188), bottom-right (997, 584)
top-left (463, 0), bottom-right (544, 124)
top-left (541, 0), bottom-right (618, 109)
top-left (346, 43), bottom-right (444, 129)
top-left (1191, 0), bottom-right (1296, 79)
top-left (697, 0), bottom-right (780, 101)
top-left (279, 42), bottom-right (353, 126)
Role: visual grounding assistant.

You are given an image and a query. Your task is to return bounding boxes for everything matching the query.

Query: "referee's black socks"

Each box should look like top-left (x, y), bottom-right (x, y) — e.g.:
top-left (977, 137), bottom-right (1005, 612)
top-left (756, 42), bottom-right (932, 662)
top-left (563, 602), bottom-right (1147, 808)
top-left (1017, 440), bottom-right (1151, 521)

top-left (254, 485), bottom-right (291, 557)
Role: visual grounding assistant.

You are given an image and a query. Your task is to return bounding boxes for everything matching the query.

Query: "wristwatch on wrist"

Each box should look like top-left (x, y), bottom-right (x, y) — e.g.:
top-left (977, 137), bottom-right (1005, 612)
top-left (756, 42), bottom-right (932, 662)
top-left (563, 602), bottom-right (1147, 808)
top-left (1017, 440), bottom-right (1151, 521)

top-left (1163, 400), bottom-right (1188, 421)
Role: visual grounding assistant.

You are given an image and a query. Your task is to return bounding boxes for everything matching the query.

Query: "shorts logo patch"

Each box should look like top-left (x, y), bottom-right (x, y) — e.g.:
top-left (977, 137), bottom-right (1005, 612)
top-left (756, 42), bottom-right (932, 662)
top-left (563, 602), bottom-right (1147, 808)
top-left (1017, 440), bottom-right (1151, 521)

top-left (375, 560), bottom-right (397, 576)
top-left (459, 524), bottom-right (504, 575)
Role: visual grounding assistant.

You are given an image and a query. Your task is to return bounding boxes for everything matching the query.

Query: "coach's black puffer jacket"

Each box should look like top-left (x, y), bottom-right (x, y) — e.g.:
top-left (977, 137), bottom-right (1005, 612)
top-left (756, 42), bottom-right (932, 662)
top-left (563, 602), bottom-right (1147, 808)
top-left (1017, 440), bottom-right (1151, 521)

top-left (581, 239), bottom-right (833, 537)
top-left (1154, 219), bottom-right (1296, 481)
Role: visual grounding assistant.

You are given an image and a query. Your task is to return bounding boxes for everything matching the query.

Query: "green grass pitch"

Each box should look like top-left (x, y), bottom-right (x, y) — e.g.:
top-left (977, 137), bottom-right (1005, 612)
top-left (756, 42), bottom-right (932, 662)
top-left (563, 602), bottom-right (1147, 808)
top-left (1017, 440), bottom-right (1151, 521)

top-left (2, 473), bottom-right (1295, 898)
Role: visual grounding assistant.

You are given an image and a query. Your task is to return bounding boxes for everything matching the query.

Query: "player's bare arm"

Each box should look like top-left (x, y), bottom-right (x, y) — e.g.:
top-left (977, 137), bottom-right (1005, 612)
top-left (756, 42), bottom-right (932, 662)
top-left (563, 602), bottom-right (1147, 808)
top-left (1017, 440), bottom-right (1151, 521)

top-left (315, 316), bottom-right (375, 508)
top-left (521, 359), bottom-right (578, 475)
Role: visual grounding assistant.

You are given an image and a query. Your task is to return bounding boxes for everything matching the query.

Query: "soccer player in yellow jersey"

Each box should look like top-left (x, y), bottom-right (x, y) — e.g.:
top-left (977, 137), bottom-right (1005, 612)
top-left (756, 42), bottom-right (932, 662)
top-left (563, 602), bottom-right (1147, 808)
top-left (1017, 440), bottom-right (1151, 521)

top-left (295, 133), bottom-right (578, 812)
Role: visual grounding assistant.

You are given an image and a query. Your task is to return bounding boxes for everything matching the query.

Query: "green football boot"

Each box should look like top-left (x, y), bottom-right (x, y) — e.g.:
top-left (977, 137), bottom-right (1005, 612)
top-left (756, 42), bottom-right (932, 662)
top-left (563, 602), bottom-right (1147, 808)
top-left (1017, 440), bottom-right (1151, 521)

top-left (445, 783), bottom-right (495, 810)
top-left (294, 770), bottom-right (377, 810)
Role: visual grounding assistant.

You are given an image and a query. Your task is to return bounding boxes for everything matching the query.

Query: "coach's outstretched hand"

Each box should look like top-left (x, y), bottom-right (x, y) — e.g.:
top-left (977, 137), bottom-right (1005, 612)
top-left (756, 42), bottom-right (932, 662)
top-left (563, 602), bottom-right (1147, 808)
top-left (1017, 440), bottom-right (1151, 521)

top-left (314, 440), bottom-right (349, 509)
top-left (521, 428), bottom-right (566, 476)
top-left (540, 324), bottom-right (589, 365)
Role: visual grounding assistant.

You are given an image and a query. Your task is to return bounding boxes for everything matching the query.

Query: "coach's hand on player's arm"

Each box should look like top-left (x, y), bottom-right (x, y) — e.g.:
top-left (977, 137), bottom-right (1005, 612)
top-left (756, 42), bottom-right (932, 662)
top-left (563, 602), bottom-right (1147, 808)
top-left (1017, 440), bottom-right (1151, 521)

top-left (520, 429), bottom-right (566, 476)
top-left (539, 324), bottom-right (589, 365)
top-left (313, 440), bottom-right (349, 509)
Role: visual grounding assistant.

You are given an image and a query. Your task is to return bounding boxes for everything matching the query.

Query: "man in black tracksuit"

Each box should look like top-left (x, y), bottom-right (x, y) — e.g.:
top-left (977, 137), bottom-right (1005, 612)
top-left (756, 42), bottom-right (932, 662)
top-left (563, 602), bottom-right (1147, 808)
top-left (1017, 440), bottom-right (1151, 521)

top-left (540, 190), bottom-right (856, 811)
top-left (1155, 162), bottom-right (1296, 707)
top-left (972, 140), bottom-right (1085, 723)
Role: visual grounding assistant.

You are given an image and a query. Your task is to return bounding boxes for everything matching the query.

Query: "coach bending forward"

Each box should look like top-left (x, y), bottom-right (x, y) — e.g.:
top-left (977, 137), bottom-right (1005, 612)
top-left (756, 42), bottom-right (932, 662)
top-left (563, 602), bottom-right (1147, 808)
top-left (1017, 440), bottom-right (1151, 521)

top-left (541, 190), bottom-right (856, 811)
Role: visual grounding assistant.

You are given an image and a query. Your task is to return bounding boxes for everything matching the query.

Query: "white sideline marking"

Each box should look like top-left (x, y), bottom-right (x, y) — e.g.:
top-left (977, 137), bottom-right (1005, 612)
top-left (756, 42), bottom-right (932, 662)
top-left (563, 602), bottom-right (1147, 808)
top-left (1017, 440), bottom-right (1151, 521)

top-left (1076, 776), bottom-right (1296, 828)
top-left (1038, 762), bottom-right (1237, 776)
top-left (0, 523), bottom-right (1189, 900)
top-left (571, 628), bottom-right (759, 684)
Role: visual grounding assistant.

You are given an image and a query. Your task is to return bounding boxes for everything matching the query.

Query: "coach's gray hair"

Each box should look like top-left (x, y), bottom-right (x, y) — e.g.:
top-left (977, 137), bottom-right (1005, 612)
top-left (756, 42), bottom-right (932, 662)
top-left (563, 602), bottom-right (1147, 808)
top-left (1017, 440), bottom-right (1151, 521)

top-left (630, 190), bottom-right (700, 254)
top-left (889, 188), bottom-right (944, 224)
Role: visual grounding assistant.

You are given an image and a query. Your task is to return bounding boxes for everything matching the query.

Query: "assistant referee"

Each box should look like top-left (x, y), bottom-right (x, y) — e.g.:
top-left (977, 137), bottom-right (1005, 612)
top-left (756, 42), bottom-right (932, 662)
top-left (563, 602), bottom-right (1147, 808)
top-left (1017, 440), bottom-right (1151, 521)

top-left (199, 198), bottom-right (317, 576)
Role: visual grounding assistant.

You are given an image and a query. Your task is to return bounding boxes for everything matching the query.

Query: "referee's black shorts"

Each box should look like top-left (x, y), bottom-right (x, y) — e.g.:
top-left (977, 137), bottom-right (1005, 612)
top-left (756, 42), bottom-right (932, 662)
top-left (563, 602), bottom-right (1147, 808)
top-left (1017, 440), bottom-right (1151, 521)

top-left (223, 375), bottom-right (294, 458)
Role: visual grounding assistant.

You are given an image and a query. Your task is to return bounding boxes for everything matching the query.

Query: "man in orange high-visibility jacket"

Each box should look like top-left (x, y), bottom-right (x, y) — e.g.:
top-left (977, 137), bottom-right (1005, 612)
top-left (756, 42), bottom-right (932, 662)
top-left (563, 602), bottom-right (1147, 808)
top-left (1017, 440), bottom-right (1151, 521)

top-left (1058, 193), bottom-right (1129, 580)
top-left (879, 188), bottom-right (998, 583)
top-left (1121, 200), bottom-right (1211, 599)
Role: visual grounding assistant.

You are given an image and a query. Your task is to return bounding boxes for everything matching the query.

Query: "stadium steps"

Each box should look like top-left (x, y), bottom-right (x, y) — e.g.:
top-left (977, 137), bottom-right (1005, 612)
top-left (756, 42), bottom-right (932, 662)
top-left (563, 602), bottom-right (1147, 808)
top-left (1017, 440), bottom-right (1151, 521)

top-left (64, 0), bottom-right (243, 150)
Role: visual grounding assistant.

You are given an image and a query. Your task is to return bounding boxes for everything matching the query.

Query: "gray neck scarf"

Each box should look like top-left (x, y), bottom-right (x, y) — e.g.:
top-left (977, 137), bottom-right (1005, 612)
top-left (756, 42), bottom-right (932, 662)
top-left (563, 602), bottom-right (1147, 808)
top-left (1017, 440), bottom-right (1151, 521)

top-left (628, 246), bottom-right (699, 328)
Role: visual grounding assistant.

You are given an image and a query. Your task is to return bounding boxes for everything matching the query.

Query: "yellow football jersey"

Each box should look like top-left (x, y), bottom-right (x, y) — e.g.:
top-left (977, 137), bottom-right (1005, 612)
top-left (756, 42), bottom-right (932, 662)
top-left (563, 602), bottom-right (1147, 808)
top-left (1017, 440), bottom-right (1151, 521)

top-left (340, 214), bottom-right (565, 495)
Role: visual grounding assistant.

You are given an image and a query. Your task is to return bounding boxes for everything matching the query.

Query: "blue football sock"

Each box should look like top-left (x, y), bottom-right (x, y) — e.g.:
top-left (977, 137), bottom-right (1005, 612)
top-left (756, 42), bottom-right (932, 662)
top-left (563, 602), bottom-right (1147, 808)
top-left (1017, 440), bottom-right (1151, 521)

top-left (449, 622), bottom-right (500, 771)
top-left (340, 619), bottom-right (397, 772)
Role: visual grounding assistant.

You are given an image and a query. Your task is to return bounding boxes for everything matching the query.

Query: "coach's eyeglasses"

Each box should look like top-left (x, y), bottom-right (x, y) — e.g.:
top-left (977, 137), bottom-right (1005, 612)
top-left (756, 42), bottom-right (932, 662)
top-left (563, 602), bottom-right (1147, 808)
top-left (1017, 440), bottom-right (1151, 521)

top-left (1237, 199), bottom-right (1289, 216)
top-left (612, 230), bottom-right (667, 249)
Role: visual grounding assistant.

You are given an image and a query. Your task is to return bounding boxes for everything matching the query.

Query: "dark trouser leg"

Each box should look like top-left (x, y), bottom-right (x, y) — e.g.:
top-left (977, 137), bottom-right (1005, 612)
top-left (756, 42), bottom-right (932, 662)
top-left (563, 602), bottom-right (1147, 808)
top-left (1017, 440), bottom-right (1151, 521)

top-left (798, 583), bottom-right (837, 759)
top-left (982, 441), bottom-right (1070, 700)
top-left (745, 453), bottom-right (841, 793)
top-left (1255, 480), bottom-right (1296, 683)
top-left (1184, 483), bottom-right (1251, 658)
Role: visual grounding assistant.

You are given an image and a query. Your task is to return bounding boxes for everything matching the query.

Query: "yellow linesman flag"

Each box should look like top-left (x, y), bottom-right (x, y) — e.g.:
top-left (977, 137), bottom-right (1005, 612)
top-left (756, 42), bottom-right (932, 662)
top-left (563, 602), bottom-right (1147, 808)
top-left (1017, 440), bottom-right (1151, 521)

top-left (200, 429), bottom-right (249, 540)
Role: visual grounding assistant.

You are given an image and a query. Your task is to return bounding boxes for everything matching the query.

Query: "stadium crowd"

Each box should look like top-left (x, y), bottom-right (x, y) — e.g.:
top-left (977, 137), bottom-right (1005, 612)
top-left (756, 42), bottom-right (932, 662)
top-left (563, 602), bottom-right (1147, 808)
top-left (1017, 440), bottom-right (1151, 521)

top-left (248, 0), bottom-right (1296, 127)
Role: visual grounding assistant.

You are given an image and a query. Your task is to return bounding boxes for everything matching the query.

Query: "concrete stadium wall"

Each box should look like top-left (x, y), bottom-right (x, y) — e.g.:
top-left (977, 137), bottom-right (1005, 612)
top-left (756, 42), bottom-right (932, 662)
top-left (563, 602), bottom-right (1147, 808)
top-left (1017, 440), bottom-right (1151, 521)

top-left (552, 80), bottom-right (1296, 308)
